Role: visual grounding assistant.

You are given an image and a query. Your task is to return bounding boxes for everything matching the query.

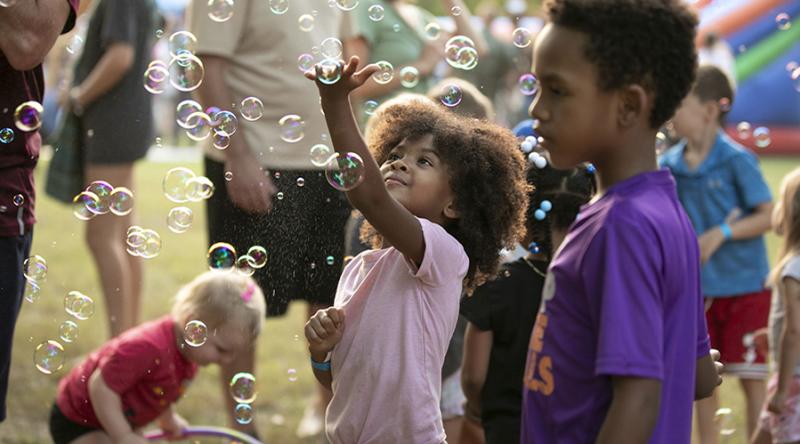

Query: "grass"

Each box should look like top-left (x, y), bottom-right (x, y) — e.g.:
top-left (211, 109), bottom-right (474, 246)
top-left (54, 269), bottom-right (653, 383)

top-left (0, 155), bottom-right (796, 443)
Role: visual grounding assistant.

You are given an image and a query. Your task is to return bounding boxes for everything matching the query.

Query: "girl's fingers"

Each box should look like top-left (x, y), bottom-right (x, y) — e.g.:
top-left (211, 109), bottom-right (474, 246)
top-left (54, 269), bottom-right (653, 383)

top-left (327, 307), bottom-right (344, 324)
top-left (319, 314), bottom-right (337, 332)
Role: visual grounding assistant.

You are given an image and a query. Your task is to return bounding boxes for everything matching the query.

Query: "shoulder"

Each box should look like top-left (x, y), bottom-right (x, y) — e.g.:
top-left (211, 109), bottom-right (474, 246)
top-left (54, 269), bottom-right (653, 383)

top-left (783, 255), bottom-right (800, 280)
top-left (419, 218), bottom-right (466, 256)
top-left (716, 132), bottom-right (759, 164)
top-left (658, 142), bottom-right (685, 169)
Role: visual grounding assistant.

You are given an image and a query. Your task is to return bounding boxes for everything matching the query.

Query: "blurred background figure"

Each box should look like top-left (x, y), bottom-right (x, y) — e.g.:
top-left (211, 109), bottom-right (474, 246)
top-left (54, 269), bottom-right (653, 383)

top-left (698, 32), bottom-right (737, 90)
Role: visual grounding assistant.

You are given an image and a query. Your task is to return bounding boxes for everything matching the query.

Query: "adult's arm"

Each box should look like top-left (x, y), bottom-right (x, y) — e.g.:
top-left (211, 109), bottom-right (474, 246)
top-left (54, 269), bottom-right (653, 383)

top-left (0, 0), bottom-right (72, 70)
top-left (595, 376), bottom-right (662, 444)
top-left (71, 43), bottom-right (134, 109)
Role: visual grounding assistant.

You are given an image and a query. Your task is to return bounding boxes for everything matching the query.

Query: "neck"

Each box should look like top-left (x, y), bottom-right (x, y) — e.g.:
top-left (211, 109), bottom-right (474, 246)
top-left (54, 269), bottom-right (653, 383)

top-left (173, 321), bottom-right (189, 360)
top-left (685, 126), bottom-right (718, 157)
top-left (592, 129), bottom-right (659, 197)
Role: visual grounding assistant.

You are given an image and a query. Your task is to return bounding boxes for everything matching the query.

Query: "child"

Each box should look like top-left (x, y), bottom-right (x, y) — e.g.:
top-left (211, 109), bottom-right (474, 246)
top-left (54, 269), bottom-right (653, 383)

top-left (661, 65), bottom-right (774, 443)
top-left (752, 167), bottom-right (800, 444)
top-left (303, 57), bottom-right (529, 443)
top-left (49, 271), bottom-right (266, 444)
top-left (520, 0), bottom-right (720, 442)
top-left (460, 153), bottom-right (595, 444)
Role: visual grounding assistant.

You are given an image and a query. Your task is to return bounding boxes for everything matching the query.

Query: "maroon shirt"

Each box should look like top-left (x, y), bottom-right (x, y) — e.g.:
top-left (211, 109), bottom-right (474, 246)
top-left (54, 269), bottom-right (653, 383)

top-left (0, 0), bottom-right (78, 237)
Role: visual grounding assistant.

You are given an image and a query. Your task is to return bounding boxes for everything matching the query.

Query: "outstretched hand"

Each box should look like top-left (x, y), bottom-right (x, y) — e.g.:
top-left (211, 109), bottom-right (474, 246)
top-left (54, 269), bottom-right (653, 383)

top-left (304, 56), bottom-right (381, 99)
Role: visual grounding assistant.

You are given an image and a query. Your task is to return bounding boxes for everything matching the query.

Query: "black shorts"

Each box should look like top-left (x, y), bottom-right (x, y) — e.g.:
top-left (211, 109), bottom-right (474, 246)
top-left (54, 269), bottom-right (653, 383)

top-left (205, 157), bottom-right (351, 317)
top-left (49, 403), bottom-right (100, 444)
top-left (0, 230), bottom-right (32, 423)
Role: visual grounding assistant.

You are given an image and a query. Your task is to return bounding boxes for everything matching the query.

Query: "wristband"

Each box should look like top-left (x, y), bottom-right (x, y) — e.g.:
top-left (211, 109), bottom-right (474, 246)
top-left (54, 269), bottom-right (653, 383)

top-left (311, 358), bottom-right (331, 372)
top-left (719, 223), bottom-right (733, 241)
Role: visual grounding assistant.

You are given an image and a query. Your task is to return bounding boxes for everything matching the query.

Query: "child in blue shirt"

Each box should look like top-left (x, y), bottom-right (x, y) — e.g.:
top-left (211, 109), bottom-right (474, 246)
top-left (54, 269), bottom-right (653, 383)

top-left (660, 64), bottom-right (774, 443)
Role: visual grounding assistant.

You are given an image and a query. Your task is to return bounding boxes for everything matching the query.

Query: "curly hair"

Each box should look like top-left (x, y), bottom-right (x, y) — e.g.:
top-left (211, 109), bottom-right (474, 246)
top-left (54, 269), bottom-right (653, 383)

top-left (525, 153), bottom-right (596, 257)
top-left (362, 100), bottom-right (530, 292)
top-left (544, 0), bottom-right (698, 128)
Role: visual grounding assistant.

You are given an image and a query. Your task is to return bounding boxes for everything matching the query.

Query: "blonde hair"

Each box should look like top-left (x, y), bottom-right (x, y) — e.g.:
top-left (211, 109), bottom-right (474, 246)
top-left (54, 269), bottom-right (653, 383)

top-left (171, 271), bottom-right (266, 339)
top-left (769, 167), bottom-right (800, 286)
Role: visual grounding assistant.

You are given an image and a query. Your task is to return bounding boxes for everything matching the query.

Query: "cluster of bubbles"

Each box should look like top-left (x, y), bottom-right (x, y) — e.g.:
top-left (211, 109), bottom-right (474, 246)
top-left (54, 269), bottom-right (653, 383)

top-left (208, 243), bottom-right (268, 275)
top-left (126, 226), bottom-right (163, 258)
top-left (184, 320), bottom-right (208, 347)
top-left (520, 135), bottom-right (539, 154)
top-left (439, 83), bottom-right (463, 107)
top-left (0, 127), bottom-right (14, 144)
top-left (22, 255), bottom-right (47, 303)
top-left (65, 291), bottom-right (95, 321)
top-left (174, 99), bottom-right (241, 147)
top-left (33, 289), bottom-right (95, 374)
top-left (73, 180), bottom-right (134, 221)
top-left (518, 73), bottom-right (539, 96)
top-left (163, 167), bottom-right (215, 203)
top-left (144, 31), bottom-right (205, 95)
top-left (445, 35), bottom-right (479, 71)
top-left (325, 152), bottom-right (366, 191)
top-left (14, 101), bottom-right (43, 132)
top-left (208, 0), bottom-right (235, 23)
top-left (735, 122), bottom-right (771, 148)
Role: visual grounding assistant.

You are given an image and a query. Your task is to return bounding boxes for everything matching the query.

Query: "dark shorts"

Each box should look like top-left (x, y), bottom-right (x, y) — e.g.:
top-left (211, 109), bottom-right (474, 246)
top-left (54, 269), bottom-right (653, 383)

top-left (49, 402), bottom-right (99, 444)
top-left (205, 157), bottom-right (351, 317)
top-left (0, 230), bottom-right (32, 423)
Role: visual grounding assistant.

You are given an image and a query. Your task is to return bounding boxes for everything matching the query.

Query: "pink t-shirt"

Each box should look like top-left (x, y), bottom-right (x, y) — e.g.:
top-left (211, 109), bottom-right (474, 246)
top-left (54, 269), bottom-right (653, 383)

top-left (326, 218), bottom-right (469, 444)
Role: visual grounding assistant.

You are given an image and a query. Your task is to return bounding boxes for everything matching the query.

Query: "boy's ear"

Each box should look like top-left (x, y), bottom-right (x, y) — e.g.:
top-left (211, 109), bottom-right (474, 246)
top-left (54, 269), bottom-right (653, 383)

top-left (616, 84), bottom-right (649, 128)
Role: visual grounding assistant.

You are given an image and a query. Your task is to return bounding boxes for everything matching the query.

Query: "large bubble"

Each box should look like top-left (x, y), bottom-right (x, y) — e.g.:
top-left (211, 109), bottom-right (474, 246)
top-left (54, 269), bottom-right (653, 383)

top-left (325, 152), bottom-right (365, 191)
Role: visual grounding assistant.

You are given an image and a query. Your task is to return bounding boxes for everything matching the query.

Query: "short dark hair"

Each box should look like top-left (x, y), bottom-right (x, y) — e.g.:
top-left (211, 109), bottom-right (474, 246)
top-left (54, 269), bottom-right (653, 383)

top-left (526, 155), bottom-right (596, 256)
top-left (363, 100), bottom-right (530, 291)
top-left (544, 0), bottom-right (698, 128)
top-left (692, 65), bottom-right (734, 125)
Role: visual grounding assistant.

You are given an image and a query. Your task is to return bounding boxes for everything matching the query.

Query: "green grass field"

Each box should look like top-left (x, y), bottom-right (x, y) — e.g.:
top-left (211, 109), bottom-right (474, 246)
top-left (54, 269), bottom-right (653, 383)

top-left (0, 155), bottom-right (797, 443)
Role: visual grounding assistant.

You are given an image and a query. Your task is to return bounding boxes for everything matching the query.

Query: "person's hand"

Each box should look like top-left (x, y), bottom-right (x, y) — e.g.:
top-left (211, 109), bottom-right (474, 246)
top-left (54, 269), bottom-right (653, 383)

top-left (305, 56), bottom-right (381, 100)
top-left (157, 411), bottom-right (189, 440)
top-left (223, 147), bottom-right (277, 214)
top-left (710, 348), bottom-right (723, 387)
top-left (698, 227), bottom-right (725, 264)
top-left (768, 389), bottom-right (788, 414)
top-left (118, 432), bottom-right (149, 444)
top-left (305, 307), bottom-right (345, 355)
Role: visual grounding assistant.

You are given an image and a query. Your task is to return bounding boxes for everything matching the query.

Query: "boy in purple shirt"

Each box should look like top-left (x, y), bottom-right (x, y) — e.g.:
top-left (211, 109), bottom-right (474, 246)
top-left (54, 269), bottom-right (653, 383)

top-left (521, 0), bottom-right (721, 442)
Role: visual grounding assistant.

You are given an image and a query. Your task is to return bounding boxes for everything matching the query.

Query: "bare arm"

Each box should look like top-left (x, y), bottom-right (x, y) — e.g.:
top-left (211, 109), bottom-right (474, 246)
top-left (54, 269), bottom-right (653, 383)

top-left (0, 0), bottom-right (71, 70)
top-left (773, 278), bottom-right (800, 408)
top-left (71, 43), bottom-right (134, 109)
top-left (461, 322), bottom-right (492, 418)
top-left (729, 202), bottom-right (773, 240)
top-left (310, 349), bottom-right (332, 391)
top-left (309, 57), bottom-right (426, 265)
top-left (595, 377), bottom-right (661, 444)
top-left (88, 369), bottom-right (144, 442)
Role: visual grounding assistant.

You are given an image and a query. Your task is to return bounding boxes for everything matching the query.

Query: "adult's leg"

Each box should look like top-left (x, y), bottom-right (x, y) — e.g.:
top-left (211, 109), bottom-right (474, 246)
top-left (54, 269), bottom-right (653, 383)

top-left (0, 231), bottom-right (33, 423)
top-left (740, 378), bottom-right (767, 440)
top-left (84, 163), bottom-right (140, 337)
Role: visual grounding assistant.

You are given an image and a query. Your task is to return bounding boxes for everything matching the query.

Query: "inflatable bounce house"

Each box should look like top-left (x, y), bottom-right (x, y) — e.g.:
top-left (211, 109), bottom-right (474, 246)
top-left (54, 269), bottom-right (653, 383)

top-left (695, 0), bottom-right (800, 155)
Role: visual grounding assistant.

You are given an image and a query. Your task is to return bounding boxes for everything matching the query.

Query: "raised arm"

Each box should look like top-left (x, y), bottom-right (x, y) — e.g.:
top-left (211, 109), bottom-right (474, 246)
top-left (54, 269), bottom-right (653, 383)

top-left (0, 0), bottom-right (72, 70)
top-left (307, 56), bottom-right (426, 265)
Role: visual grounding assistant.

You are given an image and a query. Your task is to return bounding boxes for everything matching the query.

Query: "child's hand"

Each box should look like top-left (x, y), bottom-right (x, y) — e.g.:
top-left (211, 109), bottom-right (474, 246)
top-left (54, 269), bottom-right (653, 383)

top-left (698, 227), bottom-right (725, 264)
top-left (710, 348), bottom-right (723, 387)
top-left (305, 307), bottom-right (345, 355)
top-left (768, 389), bottom-right (788, 414)
top-left (156, 411), bottom-right (188, 440)
top-left (304, 56), bottom-right (381, 100)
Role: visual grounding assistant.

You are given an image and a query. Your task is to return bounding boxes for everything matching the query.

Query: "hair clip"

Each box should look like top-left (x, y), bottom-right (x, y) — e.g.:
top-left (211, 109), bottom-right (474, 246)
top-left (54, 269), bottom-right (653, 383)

top-left (534, 199), bottom-right (552, 221)
top-left (241, 283), bottom-right (255, 303)
top-left (586, 163), bottom-right (596, 174)
top-left (528, 241), bottom-right (541, 255)
top-left (528, 151), bottom-right (547, 169)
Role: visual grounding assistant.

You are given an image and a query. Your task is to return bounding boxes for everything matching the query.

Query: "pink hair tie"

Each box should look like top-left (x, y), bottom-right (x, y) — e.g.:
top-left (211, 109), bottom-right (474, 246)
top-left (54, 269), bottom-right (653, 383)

top-left (241, 283), bottom-right (256, 303)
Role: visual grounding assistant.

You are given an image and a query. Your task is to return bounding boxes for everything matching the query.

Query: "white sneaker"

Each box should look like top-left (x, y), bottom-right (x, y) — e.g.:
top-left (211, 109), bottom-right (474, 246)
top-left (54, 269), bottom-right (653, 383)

top-left (296, 403), bottom-right (325, 439)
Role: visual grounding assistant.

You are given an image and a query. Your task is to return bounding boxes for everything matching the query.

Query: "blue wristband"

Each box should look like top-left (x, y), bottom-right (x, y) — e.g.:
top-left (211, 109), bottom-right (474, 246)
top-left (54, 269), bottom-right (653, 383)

top-left (719, 223), bottom-right (733, 241)
top-left (311, 357), bottom-right (331, 372)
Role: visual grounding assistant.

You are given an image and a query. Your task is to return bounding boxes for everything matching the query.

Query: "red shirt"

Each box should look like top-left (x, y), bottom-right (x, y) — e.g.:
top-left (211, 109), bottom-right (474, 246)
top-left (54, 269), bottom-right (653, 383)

top-left (56, 316), bottom-right (198, 428)
top-left (0, 0), bottom-right (78, 237)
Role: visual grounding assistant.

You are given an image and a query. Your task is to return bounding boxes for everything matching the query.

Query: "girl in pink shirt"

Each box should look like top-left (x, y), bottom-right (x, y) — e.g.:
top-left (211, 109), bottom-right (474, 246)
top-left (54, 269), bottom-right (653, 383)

top-left (303, 58), bottom-right (530, 443)
top-left (49, 271), bottom-right (265, 444)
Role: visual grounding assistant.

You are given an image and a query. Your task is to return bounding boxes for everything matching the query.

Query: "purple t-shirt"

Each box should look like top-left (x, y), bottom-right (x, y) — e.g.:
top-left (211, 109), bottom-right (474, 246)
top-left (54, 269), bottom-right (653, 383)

top-left (521, 170), bottom-right (710, 443)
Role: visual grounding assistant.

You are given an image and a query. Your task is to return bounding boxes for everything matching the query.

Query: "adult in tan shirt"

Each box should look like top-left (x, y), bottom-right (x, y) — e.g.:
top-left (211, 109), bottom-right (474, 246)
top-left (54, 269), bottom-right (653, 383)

top-left (187, 0), bottom-right (352, 437)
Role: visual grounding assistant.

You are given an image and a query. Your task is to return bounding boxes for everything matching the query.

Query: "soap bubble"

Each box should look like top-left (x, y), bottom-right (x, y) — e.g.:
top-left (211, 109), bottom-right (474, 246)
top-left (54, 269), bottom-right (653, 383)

top-left (72, 191), bottom-right (99, 220)
top-left (776, 13), bottom-right (791, 30)
top-left (212, 110), bottom-right (238, 136)
top-left (372, 61), bottom-right (394, 85)
top-left (325, 152), bottom-right (365, 191)
top-left (714, 407), bottom-right (736, 437)
top-left (792, 67), bottom-right (800, 92)
top-left (224, 171), bottom-right (234, 181)
top-left (298, 53), bottom-right (316, 72)
top-left (424, 22), bottom-right (441, 40)
top-left (279, 114), bottom-right (305, 143)
top-left (321, 37), bottom-right (343, 59)
top-left (144, 64), bottom-right (170, 94)
top-left (229, 372), bottom-right (257, 403)
top-left (450, 5), bottom-right (462, 15)
top-left (23, 255), bottom-right (48, 282)
top-left (14, 101), bottom-right (43, 132)
top-left (23, 280), bottom-right (41, 303)
top-left (109, 187), bottom-right (134, 216)
top-left (167, 207), bottom-right (193, 233)
top-left (287, 368), bottom-right (298, 382)
top-left (236, 255), bottom-right (256, 276)
top-left (34, 340), bottom-right (65, 375)
top-left (59, 320), bottom-right (79, 343)
top-left (65, 35), bottom-right (84, 54)
top-left (208, 0), bottom-right (234, 22)
top-left (445, 36), bottom-right (478, 70)
top-left (334, 0), bottom-right (358, 12)
top-left (753, 126), bottom-right (771, 148)
top-left (736, 121), bottom-right (752, 139)
top-left (212, 131), bottom-right (230, 150)
top-left (86, 180), bottom-right (114, 215)
top-left (208, 242), bottom-right (237, 270)
top-left (176, 100), bottom-right (204, 128)
top-left (168, 31), bottom-right (197, 57)
top-left (12, 194), bottom-right (23, 207)
top-left (368, 4), bottom-right (384, 21)
top-left (439, 84), bottom-right (463, 107)
top-left (138, 229), bottom-right (162, 259)
top-left (399, 66), bottom-right (419, 88)
top-left (519, 73), bottom-right (539, 96)
top-left (298, 14), bottom-right (314, 32)
top-left (310, 144), bottom-right (334, 167)
top-left (184, 320), bottom-right (208, 347)
top-left (326, 256), bottom-right (335, 266)
top-left (276, 192), bottom-right (284, 200)
top-left (235, 403), bottom-right (253, 424)
top-left (363, 100), bottom-right (379, 116)
top-left (0, 127), bottom-right (14, 143)
top-left (296, 177), bottom-right (305, 187)
top-left (512, 27), bottom-right (533, 48)
top-left (169, 51), bottom-right (205, 92)
top-left (163, 167), bottom-right (196, 202)
top-left (247, 246), bottom-right (268, 268)
top-left (185, 176), bottom-right (215, 201)
top-left (318, 58), bottom-right (343, 85)
top-left (268, 0), bottom-right (288, 14)
top-left (64, 291), bottom-right (95, 321)
top-left (240, 97), bottom-right (263, 121)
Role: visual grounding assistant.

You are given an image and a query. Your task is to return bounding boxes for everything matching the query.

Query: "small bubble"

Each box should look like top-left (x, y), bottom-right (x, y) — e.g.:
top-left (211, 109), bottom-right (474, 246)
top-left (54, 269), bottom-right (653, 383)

top-left (184, 320), bottom-right (208, 347)
top-left (229, 372), bottom-right (257, 403)
top-left (269, 0), bottom-right (288, 14)
top-left (64, 291), bottom-right (94, 320)
top-left (296, 177), bottom-right (305, 187)
top-left (512, 27), bottom-right (532, 48)
top-left (776, 12), bottom-right (791, 30)
top-left (247, 246), bottom-right (268, 268)
top-left (753, 126), bottom-right (771, 148)
top-left (235, 403), bottom-right (253, 424)
top-left (287, 368), bottom-right (298, 382)
top-left (0, 127), bottom-right (14, 143)
top-left (12, 194), bottom-right (23, 206)
top-left (279, 114), bottom-right (305, 143)
top-left (325, 152), bottom-right (366, 191)
top-left (372, 61), bottom-right (394, 85)
top-left (59, 320), bottom-right (79, 343)
top-left (298, 14), bottom-right (314, 32)
top-left (736, 121), bottom-right (752, 139)
top-left (208, 242), bottom-right (237, 270)
top-left (276, 192), bottom-right (284, 200)
top-left (224, 171), bottom-right (234, 181)
top-left (368, 4), bottom-right (384, 21)
top-left (451, 5), bottom-right (462, 15)
top-left (326, 256), bottom-right (335, 266)
top-left (439, 84), bottom-right (463, 107)
top-left (208, 0), bottom-right (235, 22)
top-left (33, 340), bottom-right (65, 375)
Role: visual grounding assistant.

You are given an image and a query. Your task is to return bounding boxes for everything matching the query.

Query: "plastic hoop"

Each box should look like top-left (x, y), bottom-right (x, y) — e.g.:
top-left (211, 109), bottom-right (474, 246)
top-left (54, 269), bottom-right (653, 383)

top-left (143, 426), bottom-right (262, 443)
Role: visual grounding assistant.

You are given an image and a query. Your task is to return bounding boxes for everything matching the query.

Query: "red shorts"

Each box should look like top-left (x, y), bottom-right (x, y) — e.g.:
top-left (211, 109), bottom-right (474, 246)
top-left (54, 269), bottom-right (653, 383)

top-left (706, 289), bottom-right (771, 379)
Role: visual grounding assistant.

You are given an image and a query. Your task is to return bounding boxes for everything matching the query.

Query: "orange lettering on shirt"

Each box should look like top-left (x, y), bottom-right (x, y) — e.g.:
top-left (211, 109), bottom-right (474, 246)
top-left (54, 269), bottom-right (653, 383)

top-left (538, 356), bottom-right (554, 395)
